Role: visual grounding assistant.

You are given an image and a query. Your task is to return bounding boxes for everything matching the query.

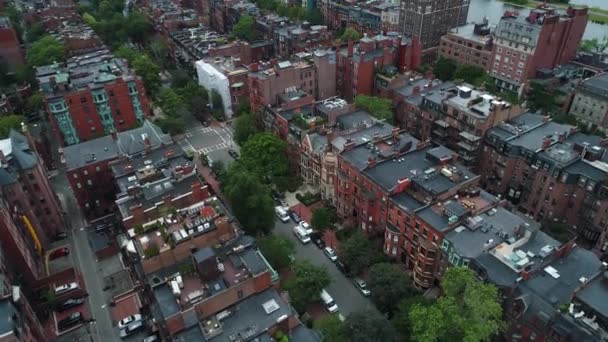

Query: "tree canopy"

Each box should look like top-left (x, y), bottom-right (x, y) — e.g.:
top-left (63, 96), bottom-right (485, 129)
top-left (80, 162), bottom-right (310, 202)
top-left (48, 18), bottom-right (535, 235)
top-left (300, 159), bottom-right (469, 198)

top-left (0, 115), bottom-right (24, 138)
top-left (337, 231), bottom-right (383, 276)
top-left (392, 295), bottom-right (435, 340)
top-left (354, 95), bottom-right (393, 123)
top-left (132, 54), bottom-right (161, 95)
top-left (258, 234), bottom-right (295, 270)
top-left (311, 207), bottom-right (336, 233)
top-left (239, 133), bottom-right (289, 183)
top-left (28, 36), bottom-right (65, 67)
top-left (314, 314), bottom-right (347, 342)
top-left (234, 111), bottom-right (259, 146)
top-left (341, 27), bottom-right (360, 41)
top-left (368, 263), bottom-right (417, 316)
top-left (580, 36), bottom-right (608, 53)
top-left (283, 260), bottom-right (331, 312)
top-left (408, 267), bottom-right (504, 342)
top-left (453, 64), bottom-right (488, 86)
top-left (341, 309), bottom-right (397, 342)
top-left (433, 58), bottom-right (457, 81)
top-left (232, 14), bottom-right (256, 42)
top-left (223, 166), bottom-right (275, 235)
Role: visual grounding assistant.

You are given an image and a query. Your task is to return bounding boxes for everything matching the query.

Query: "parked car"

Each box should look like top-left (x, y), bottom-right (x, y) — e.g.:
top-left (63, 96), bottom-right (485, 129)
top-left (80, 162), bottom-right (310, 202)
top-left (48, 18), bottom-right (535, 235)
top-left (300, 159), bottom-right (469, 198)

top-left (335, 260), bottom-right (351, 277)
top-left (143, 334), bottom-right (160, 342)
top-left (118, 314), bottom-right (143, 329)
top-left (54, 282), bottom-right (79, 295)
top-left (274, 206), bottom-right (290, 223)
top-left (228, 149), bottom-right (239, 159)
top-left (56, 298), bottom-right (85, 312)
top-left (202, 120), bottom-right (210, 127)
top-left (309, 232), bottom-right (325, 249)
top-left (353, 278), bottom-right (371, 296)
top-left (324, 247), bottom-right (338, 262)
top-left (293, 225), bottom-right (311, 244)
top-left (58, 312), bottom-right (83, 330)
top-left (119, 320), bottom-right (144, 338)
top-left (299, 221), bottom-right (313, 235)
top-left (49, 247), bottom-right (70, 260)
top-left (52, 232), bottom-right (68, 241)
top-left (289, 211), bottom-right (302, 224)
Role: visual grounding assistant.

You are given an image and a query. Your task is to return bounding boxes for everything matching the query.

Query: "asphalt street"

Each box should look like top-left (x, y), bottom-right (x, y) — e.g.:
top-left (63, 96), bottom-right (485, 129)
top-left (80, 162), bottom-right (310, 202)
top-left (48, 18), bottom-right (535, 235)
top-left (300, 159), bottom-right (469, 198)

top-left (52, 172), bottom-right (119, 342)
top-left (272, 218), bottom-right (378, 317)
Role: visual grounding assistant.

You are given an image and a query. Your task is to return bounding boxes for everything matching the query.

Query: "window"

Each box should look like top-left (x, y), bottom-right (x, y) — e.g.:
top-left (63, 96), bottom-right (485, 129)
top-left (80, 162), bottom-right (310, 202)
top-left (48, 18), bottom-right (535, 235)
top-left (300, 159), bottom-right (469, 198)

top-left (393, 235), bottom-right (398, 242)
top-left (441, 239), bottom-right (449, 251)
top-left (87, 179), bottom-right (93, 186)
top-left (238, 290), bottom-right (244, 299)
top-left (80, 97), bottom-right (87, 103)
top-left (96, 166), bottom-right (101, 172)
top-left (73, 173), bottom-right (78, 179)
top-left (83, 170), bottom-right (88, 176)
top-left (77, 182), bottom-right (82, 189)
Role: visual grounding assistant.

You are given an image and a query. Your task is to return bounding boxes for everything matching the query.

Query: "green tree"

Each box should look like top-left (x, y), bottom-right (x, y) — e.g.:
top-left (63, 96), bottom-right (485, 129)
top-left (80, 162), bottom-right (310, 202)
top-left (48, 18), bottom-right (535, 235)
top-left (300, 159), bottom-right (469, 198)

top-left (25, 23), bottom-right (45, 43)
top-left (234, 111), bottom-right (258, 146)
top-left (354, 95), bottom-right (392, 123)
top-left (341, 27), bottom-right (360, 41)
top-left (304, 8), bottom-right (324, 25)
top-left (258, 234), bottom-right (295, 270)
top-left (132, 54), bottom-right (161, 95)
top-left (157, 88), bottom-right (183, 117)
top-left (115, 44), bottom-right (138, 63)
top-left (28, 36), bottom-right (65, 67)
top-left (148, 37), bottom-right (169, 67)
top-left (392, 295), bottom-right (435, 340)
top-left (223, 166), bottom-right (275, 235)
top-left (341, 309), bottom-right (397, 342)
top-left (368, 263), bottom-right (416, 316)
top-left (0, 115), bottom-right (24, 138)
top-left (156, 116), bottom-right (185, 135)
top-left (311, 207), bottom-right (335, 233)
top-left (25, 94), bottom-right (43, 113)
top-left (232, 14), bottom-right (256, 42)
top-left (580, 36), bottom-right (608, 53)
top-left (125, 13), bottom-right (151, 43)
top-left (433, 58), bottom-right (457, 81)
top-left (337, 231), bottom-right (383, 276)
top-left (526, 81), bottom-right (560, 114)
top-left (284, 260), bottom-right (330, 312)
top-left (453, 64), bottom-right (487, 86)
top-left (175, 81), bottom-right (208, 114)
top-left (83, 12), bottom-right (98, 26)
top-left (314, 315), bottom-right (347, 342)
top-left (409, 267), bottom-right (504, 342)
top-left (240, 133), bottom-right (289, 183)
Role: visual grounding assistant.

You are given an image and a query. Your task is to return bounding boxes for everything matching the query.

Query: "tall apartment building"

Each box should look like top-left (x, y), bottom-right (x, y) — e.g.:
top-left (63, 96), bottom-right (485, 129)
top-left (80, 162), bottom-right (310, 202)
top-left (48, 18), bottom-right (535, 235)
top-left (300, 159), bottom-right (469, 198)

top-left (61, 120), bottom-right (172, 220)
top-left (490, 6), bottom-right (588, 93)
top-left (479, 113), bottom-right (608, 253)
top-left (0, 130), bottom-right (66, 245)
top-left (0, 16), bottom-right (24, 73)
top-left (442, 206), bottom-right (608, 341)
top-left (36, 49), bottom-right (150, 146)
top-left (394, 82), bottom-right (523, 167)
top-left (438, 20), bottom-right (493, 71)
top-left (398, 0), bottom-right (469, 52)
top-left (569, 72), bottom-right (608, 131)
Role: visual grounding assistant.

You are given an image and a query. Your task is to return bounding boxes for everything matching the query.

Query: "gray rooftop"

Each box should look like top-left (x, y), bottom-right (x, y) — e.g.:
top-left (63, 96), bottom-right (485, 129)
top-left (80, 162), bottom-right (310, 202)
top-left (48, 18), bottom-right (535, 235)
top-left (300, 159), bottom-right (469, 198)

top-left (0, 130), bottom-right (39, 185)
top-left (193, 247), bottom-right (216, 264)
top-left (240, 249), bottom-right (270, 276)
top-left (391, 192), bottom-right (424, 214)
top-left (0, 298), bottom-right (16, 337)
top-left (336, 110), bottom-right (376, 130)
top-left (209, 288), bottom-right (293, 342)
top-left (579, 72), bottom-right (608, 99)
top-left (489, 113), bottom-right (574, 152)
top-left (154, 284), bottom-right (180, 319)
top-left (331, 122), bottom-right (394, 153)
top-left (341, 131), bottom-right (418, 172)
top-left (447, 23), bottom-right (493, 44)
top-left (575, 271), bottom-right (608, 319)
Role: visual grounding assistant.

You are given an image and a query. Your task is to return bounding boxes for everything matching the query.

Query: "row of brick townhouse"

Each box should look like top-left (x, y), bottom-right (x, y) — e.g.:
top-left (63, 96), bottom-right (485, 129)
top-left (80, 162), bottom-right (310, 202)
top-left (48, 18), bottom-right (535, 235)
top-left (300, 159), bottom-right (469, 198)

top-left (36, 49), bottom-right (151, 146)
top-left (479, 112), bottom-right (608, 253)
top-left (321, 0), bottom-right (400, 36)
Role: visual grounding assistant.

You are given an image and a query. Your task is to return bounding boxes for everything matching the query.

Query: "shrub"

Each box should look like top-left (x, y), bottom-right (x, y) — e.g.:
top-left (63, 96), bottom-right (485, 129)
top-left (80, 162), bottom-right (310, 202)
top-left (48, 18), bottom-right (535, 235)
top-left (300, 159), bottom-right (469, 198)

top-left (144, 244), bottom-right (160, 258)
top-left (295, 191), bottom-right (321, 206)
top-left (134, 224), bottom-right (144, 235)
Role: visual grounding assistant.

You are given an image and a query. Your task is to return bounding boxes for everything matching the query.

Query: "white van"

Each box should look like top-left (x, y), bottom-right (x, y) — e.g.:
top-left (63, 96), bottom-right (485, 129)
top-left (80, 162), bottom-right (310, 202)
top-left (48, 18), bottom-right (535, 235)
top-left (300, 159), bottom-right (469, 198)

top-left (293, 225), bottom-right (311, 244)
top-left (275, 206), bottom-right (290, 223)
top-left (320, 289), bottom-right (338, 313)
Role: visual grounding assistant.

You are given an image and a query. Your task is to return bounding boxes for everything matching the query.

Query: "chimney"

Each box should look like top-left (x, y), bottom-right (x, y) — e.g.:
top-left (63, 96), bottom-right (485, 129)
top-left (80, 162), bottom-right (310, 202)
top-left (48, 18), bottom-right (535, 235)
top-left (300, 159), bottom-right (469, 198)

top-left (343, 138), bottom-right (355, 151)
top-left (412, 86), bottom-right (420, 95)
top-left (367, 157), bottom-right (376, 167)
top-left (392, 127), bottom-right (400, 138)
top-left (541, 136), bottom-right (552, 150)
top-left (347, 39), bottom-right (354, 57)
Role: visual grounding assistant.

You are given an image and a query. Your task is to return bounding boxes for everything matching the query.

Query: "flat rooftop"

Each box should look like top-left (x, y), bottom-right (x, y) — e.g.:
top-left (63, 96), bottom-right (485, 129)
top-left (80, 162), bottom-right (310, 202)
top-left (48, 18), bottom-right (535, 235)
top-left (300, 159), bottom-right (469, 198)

top-left (447, 23), bottom-right (493, 45)
top-left (340, 131), bottom-right (418, 172)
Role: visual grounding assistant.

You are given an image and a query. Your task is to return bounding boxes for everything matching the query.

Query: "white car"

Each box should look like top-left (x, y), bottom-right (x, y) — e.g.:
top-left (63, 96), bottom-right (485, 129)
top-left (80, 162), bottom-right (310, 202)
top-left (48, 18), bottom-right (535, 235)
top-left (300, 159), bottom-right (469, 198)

top-left (119, 320), bottom-right (144, 338)
top-left (293, 225), bottom-right (311, 244)
top-left (324, 247), bottom-right (338, 262)
top-left (54, 282), bottom-right (79, 295)
top-left (117, 314), bottom-right (143, 329)
top-left (299, 221), bottom-right (313, 235)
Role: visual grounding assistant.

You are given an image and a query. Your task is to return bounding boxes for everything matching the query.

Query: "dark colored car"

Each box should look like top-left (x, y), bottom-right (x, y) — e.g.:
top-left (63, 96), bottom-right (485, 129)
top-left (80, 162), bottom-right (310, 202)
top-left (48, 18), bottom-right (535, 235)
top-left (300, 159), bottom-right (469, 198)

top-left (309, 232), bottom-right (325, 249)
top-left (335, 260), bottom-right (351, 277)
top-left (58, 312), bottom-right (83, 330)
top-left (52, 232), bottom-right (68, 241)
top-left (56, 298), bottom-right (85, 312)
top-left (289, 211), bottom-right (302, 224)
top-left (228, 149), bottom-right (239, 159)
top-left (202, 120), bottom-right (210, 127)
top-left (49, 247), bottom-right (70, 260)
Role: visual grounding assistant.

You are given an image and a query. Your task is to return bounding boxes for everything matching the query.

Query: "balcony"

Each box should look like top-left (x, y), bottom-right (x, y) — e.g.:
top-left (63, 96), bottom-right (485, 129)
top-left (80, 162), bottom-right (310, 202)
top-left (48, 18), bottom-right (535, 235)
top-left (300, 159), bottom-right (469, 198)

top-left (457, 141), bottom-right (478, 152)
top-left (459, 131), bottom-right (481, 143)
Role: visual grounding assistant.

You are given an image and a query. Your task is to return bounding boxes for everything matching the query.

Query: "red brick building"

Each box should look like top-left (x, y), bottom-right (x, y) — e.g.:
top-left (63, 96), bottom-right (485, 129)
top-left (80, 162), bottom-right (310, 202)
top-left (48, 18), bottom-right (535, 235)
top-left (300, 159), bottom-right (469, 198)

top-left (337, 33), bottom-right (421, 101)
top-left (490, 5), bottom-right (588, 93)
top-left (0, 16), bottom-right (24, 73)
top-left (0, 130), bottom-right (66, 245)
top-left (62, 121), bottom-right (172, 220)
top-left (439, 20), bottom-right (493, 71)
top-left (335, 127), bottom-right (480, 287)
top-left (36, 49), bottom-right (151, 146)
top-left (479, 113), bottom-right (608, 253)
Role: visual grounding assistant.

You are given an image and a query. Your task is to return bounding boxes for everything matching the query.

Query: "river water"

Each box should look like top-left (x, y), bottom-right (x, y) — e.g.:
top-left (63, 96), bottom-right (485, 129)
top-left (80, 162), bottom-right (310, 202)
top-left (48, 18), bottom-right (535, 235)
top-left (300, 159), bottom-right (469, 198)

top-left (468, 0), bottom-right (607, 40)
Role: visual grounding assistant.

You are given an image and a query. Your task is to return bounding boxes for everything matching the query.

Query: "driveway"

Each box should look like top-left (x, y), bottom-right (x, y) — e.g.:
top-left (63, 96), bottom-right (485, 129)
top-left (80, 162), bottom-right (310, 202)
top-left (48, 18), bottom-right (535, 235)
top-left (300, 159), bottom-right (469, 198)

top-left (273, 218), bottom-right (378, 317)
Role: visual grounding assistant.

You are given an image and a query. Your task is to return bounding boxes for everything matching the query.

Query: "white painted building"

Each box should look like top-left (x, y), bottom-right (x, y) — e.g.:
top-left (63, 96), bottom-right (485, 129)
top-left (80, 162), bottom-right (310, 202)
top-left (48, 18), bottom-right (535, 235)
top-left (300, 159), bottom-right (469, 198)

top-left (195, 60), bottom-right (233, 119)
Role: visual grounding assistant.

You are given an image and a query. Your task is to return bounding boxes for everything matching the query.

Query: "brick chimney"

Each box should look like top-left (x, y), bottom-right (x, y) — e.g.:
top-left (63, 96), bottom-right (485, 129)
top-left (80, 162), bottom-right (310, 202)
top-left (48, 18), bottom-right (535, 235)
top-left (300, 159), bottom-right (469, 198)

top-left (343, 138), bottom-right (355, 151)
top-left (367, 157), bottom-right (376, 167)
top-left (541, 136), bottom-right (552, 150)
top-left (347, 39), bottom-right (354, 58)
top-left (412, 86), bottom-right (420, 95)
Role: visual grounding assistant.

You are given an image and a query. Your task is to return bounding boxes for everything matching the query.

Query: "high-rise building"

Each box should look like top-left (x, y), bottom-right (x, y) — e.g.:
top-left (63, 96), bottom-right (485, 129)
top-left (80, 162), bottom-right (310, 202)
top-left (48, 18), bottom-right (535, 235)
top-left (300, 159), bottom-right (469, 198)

top-left (398, 0), bottom-right (469, 53)
top-left (489, 5), bottom-right (588, 93)
top-left (0, 129), bottom-right (66, 244)
top-left (36, 49), bottom-right (150, 146)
